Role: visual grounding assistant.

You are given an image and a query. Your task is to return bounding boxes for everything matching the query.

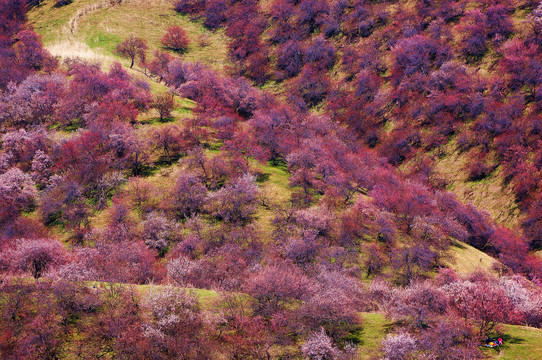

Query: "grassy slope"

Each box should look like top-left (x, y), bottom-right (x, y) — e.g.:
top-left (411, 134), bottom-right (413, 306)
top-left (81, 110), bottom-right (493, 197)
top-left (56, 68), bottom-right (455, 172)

top-left (444, 241), bottom-right (498, 276)
top-left (28, 0), bottom-right (231, 71)
top-left (14, 276), bottom-right (542, 359)
top-left (251, 160), bottom-right (292, 242)
top-left (433, 142), bottom-right (520, 230)
top-left (356, 313), bottom-right (542, 360)
top-left (492, 324), bottom-right (542, 360)
top-left (356, 313), bottom-right (388, 359)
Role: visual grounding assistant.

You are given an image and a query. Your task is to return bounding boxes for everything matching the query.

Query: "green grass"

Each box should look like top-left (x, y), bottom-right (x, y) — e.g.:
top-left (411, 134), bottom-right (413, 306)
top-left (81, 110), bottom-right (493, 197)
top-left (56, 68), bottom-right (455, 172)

top-left (86, 30), bottom-right (121, 50)
top-left (355, 313), bottom-right (389, 359)
top-left (484, 324), bottom-right (542, 360)
top-left (351, 313), bottom-right (542, 360)
top-left (251, 159), bottom-right (293, 242)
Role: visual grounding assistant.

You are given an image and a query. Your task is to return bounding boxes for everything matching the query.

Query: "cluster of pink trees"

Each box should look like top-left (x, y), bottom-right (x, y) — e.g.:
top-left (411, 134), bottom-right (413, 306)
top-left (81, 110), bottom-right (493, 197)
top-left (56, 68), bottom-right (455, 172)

top-left (169, 0), bottom-right (542, 258)
top-left (378, 270), bottom-right (542, 359)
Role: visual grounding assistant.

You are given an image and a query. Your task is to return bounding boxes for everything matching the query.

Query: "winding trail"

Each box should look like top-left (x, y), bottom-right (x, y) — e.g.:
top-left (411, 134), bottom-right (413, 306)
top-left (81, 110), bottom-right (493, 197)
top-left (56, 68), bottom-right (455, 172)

top-left (65, 0), bottom-right (117, 36)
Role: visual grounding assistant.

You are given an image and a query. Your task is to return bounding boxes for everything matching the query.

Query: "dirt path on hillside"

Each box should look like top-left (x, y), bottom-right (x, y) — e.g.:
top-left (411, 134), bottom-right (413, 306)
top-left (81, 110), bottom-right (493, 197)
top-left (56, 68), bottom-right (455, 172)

top-left (66, 0), bottom-right (116, 35)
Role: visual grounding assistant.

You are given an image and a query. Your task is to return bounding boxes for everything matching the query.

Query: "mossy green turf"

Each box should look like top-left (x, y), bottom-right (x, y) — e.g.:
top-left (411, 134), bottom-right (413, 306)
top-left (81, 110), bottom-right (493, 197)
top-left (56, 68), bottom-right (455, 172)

top-left (355, 313), bottom-right (388, 359)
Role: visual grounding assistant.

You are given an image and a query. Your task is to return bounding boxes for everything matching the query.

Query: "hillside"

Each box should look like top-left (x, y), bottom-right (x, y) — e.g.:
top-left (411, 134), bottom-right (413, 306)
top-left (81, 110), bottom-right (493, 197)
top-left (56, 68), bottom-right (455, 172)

top-left (1, 0), bottom-right (542, 358)
top-left (28, 0), bottom-right (231, 70)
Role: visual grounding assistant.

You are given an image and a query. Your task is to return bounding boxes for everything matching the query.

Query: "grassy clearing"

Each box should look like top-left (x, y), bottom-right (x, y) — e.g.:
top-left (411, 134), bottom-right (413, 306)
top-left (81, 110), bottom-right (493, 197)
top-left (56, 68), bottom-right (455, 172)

top-left (28, 0), bottom-right (231, 71)
top-left (444, 241), bottom-right (499, 276)
top-left (486, 324), bottom-right (542, 360)
top-left (79, 0), bottom-right (231, 69)
top-left (351, 313), bottom-right (542, 360)
top-left (354, 312), bottom-right (388, 360)
top-left (86, 280), bottom-right (222, 310)
top-left (251, 160), bottom-right (292, 242)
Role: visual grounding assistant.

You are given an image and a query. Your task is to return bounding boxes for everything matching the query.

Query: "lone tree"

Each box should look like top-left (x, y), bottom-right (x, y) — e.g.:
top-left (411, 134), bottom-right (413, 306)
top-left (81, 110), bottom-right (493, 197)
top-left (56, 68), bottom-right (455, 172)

top-left (161, 26), bottom-right (190, 52)
top-left (116, 35), bottom-right (148, 68)
top-left (152, 92), bottom-right (175, 121)
top-left (8, 238), bottom-right (67, 279)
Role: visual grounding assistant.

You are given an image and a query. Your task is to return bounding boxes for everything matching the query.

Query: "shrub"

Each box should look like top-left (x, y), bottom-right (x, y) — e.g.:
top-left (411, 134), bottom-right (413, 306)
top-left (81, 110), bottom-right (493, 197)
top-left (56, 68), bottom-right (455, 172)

top-left (291, 66), bottom-right (330, 107)
top-left (275, 40), bottom-right (305, 79)
top-left (171, 172), bottom-right (207, 218)
top-left (301, 328), bottom-right (340, 360)
top-left (207, 174), bottom-right (259, 224)
top-left (381, 332), bottom-right (418, 360)
top-left (203, 0), bottom-right (227, 30)
top-left (0, 167), bottom-right (36, 224)
top-left (174, 0), bottom-right (205, 14)
top-left (53, 0), bottom-right (72, 7)
top-left (161, 26), bottom-right (190, 52)
top-left (304, 36), bottom-right (336, 71)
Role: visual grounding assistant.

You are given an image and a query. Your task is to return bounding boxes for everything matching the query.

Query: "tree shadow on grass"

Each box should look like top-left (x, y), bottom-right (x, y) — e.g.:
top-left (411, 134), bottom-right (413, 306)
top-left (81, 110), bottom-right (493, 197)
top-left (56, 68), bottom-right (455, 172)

top-left (501, 333), bottom-right (526, 345)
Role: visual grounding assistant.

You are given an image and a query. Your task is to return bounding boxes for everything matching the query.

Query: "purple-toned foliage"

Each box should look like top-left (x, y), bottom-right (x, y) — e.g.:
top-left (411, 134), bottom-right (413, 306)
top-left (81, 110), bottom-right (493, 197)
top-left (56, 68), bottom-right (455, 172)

top-left (5, 238), bottom-right (67, 279)
top-left (485, 5), bottom-right (513, 39)
top-left (342, 3), bottom-right (375, 39)
top-left (297, 270), bottom-right (363, 340)
top-left (296, 0), bottom-right (329, 35)
top-left (62, 240), bottom-right (159, 284)
top-left (522, 192), bottom-right (542, 249)
top-left (291, 66), bottom-right (330, 107)
top-left (275, 40), bottom-right (305, 79)
top-left (12, 30), bottom-right (56, 73)
top-left (392, 34), bottom-right (451, 81)
top-left (147, 50), bottom-right (172, 81)
top-left (304, 36), bottom-right (336, 71)
top-left (443, 276), bottom-right (524, 336)
top-left (161, 25), bottom-right (190, 52)
top-left (174, 0), bottom-right (205, 14)
top-left (203, 0), bottom-right (227, 30)
top-left (143, 286), bottom-right (204, 358)
top-left (171, 172), bottom-right (207, 218)
top-left (245, 263), bottom-right (312, 316)
top-left (301, 328), bottom-right (340, 360)
top-left (0, 74), bottom-right (65, 127)
top-left (151, 92), bottom-right (175, 121)
top-left (142, 212), bottom-right (179, 255)
top-left (1, 128), bottom-right (48, 171)
top-left (381, 331), bottom-right (418, 360)
top-left (31, 149), bottom-right (52, 185)
top-left (206, 173), bottom-right (259, 224)
top-left (384, 281), bottom-right (448, 328)
top-left (455, 10), bottom-right (489, 61)
top-left (116, 35), bottom-right (148, 68)
top-left (0, 167), bottom-right (36, 225)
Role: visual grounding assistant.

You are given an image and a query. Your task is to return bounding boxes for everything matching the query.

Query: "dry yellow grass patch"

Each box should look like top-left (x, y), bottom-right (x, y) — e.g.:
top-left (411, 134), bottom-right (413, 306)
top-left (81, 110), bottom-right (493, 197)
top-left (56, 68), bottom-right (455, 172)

top-left (46, 39), bottom-right (117, 65)
top-left (433, 144), bottom-right (520, 229)
top-left (443, 241), bottom-right (498, 276)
